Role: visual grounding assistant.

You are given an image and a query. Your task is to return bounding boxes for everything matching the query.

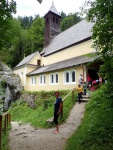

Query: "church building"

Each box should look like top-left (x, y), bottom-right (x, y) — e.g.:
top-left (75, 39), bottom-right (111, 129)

top-left (13, 2), bottom-right (101, 91)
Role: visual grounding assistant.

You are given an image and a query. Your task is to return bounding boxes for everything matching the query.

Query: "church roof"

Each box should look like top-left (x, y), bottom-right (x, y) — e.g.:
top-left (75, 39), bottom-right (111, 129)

top-left (44, 1), bottom-right (61, 17)
top-left (14, 51), bottom-right (40, 69)
top-left (40, 19), bottom-right (94, 56)
top-left (27, 54), bottom-right (98, 75)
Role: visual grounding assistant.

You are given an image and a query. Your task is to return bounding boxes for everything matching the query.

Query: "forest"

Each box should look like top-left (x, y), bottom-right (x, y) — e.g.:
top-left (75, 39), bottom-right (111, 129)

top-left (0, 0), bottom-right (83, 68)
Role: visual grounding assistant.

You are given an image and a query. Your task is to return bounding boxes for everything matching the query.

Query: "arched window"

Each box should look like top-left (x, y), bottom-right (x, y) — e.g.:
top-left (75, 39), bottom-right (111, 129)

top-left (66, 72), bottom-right (69, 83)
top-left (56, 73), bottom-right (58, 83)
top-left (64, 70), bottom-right (76, 84)
top-left (51, 74), bottom-right (54, 83)
top-left (72, 71), bottom-right (75, 82)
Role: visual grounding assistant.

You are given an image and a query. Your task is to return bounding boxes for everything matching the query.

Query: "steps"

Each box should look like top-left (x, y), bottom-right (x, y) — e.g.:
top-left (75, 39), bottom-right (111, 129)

top-left (81, 94), bottom-right (89, 102)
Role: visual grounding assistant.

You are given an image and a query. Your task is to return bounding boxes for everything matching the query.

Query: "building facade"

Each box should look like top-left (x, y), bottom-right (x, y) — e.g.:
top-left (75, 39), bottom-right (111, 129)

top-left (13, 2), bottom-right (101, 91)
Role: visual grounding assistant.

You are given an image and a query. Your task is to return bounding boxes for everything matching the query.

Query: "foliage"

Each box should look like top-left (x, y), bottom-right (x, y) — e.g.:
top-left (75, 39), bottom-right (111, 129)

top-left (1, 80), bottom-right (7, 88)
top-left (0, 0), bottom-right (16, 49)
top-left (18, 16), bottom-right (33, 29)
top-left (28, 16), bottom-right (44, 53)
top-left (37, 0), bottom-right (42, 4)
top-left (2, 126), bottom-right (11, 150)
top-left (8, 90), bottom-right (76, 128)
top-left (84, 0), bottom-right (113, 99)
top-left (1, 115), bottom-right (11, 150)
top-left (0, 0), bottom-right (83, 68)
top-left (61, 13), bottom-right (82, 31)
top-left (60, 11), bottom-right (67, 21)
top-left (65, 84), bottom-right (113, 150)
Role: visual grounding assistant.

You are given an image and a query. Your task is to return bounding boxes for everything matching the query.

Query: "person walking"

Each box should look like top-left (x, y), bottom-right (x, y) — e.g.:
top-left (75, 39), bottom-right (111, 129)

top-left (75, 84), bottom-right (83, 103)
top-left (78, 74), bottom-right (83, 85)
top-left (82, 81), bottom-right (87, 95)
top-left (53, 91), bottom-right (63, 134)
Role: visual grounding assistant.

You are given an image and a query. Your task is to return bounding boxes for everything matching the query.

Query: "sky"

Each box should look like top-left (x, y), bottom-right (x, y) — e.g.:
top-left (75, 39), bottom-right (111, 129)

top-left (13, 0), bottom-right (86, 18)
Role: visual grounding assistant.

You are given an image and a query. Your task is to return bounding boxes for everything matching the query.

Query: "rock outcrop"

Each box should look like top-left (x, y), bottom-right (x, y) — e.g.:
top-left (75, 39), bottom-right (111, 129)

top-left (0, 61), bottom-right (23, 111)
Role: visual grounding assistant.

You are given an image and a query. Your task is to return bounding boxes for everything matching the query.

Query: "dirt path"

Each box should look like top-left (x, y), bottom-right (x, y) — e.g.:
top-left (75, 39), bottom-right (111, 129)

top-left (9, 102), bottom-right (87, 150)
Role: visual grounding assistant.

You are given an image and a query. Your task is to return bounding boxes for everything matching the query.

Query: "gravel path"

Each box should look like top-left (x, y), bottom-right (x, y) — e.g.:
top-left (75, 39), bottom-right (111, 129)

top-left (9, 101), bottom-right (87, 150)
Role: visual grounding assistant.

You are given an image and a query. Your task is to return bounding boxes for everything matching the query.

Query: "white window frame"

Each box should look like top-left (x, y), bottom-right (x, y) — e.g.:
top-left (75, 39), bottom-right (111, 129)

top-left (39, 75), bottom-right (46, 85)
top-left (31, 76), bottom-right (36, 85)
top-left (50, 73), bottom-right (58, 85)
top-left (64, 70), bottom-right (76, 84)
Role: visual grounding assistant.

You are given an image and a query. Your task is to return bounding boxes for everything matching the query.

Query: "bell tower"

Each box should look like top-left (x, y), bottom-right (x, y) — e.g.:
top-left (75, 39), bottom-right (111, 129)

top-left (44, 2), bottom-right (61, 47)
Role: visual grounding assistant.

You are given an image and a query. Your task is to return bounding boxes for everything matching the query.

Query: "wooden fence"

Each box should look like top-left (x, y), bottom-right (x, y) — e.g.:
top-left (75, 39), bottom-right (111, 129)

top-left (0, 113), bottom-right (11, 150)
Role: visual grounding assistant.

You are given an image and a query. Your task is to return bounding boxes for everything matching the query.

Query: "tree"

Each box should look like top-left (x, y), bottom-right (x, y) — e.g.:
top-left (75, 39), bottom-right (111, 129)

top-left (0, 18), bottom-right (22, 67)
top-left (85, 0), bottom-right (113, 99)
top-left (37, 0), bottom-right (42, 3)
top-left (28, 16), bottom-right (44, 53)
top-left (0, 0), bottom-right (16, 49)
top-left (18, 16), bottom-right (33, 29)
top-left (61, 12), bottom-right (82, 31)
top-left (60, 11), bottom-right (67, 21)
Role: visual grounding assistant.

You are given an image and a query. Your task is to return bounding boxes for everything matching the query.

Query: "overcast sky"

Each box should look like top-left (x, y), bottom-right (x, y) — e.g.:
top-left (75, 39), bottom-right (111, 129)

top-left (13, 0), bottom-right (86, 18)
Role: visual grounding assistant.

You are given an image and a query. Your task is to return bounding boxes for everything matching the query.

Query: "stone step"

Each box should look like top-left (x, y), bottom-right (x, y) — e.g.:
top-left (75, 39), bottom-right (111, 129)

top-left (77, 94), bottom-right (89, 103)
top-left (46, 117), bottom-right (54, 125)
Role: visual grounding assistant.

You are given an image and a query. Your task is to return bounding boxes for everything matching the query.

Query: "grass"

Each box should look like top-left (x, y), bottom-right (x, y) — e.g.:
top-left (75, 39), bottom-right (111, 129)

top-left (2, 127), bottom-right (11, 150)
top-left (64, 84), bottom-right (113, 150)
top-left (1, 115), bottom-right (11, 150)
top-left (8, 90), bottom-right (77, 128)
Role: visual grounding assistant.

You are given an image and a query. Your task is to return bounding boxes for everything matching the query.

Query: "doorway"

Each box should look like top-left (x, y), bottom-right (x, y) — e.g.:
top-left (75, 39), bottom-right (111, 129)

top-left (88, 69), bottom-right (99, 80)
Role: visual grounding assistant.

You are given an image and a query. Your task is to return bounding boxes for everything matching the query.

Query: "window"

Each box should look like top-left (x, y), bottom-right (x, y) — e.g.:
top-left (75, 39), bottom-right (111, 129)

top-left (72, 71), bottom-right (75, 82)
top-left (31, 77), bottom-right (36, 85)
top-left (51, 74), bottom-right (54, 83)
top-left (56, 18), bottom-right (58, 24)
top-left (53, 17), bottom-right (55, 23)
top-left (66, 72), bottom-right (69, 83)
top-left (39, 75), bottom-right (46, 85)
top-left (64, 70), bottom-right (76, 84)
top-left (50, 73), bottom-right (58, 84)
top-left (56, 74), bottom-right (58, 83)
top-left (46, 17), bottom-right (49, 22)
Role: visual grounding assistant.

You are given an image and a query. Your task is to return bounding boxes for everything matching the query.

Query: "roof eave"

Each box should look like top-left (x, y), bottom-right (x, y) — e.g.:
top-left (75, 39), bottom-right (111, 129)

top-left (27, 59), bottom-right (95, 76)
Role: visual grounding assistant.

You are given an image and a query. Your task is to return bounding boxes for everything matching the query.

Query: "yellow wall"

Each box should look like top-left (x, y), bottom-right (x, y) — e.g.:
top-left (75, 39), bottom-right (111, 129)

top-left (43, 40), bottom-right (94, 66)
top-left (26, 65), bottom-right (38, 73)
top-left (13, 67), bottom-right (27, 86)
top-left (13, 65), bottom-right (37, 86)
top-left (13, 53), bottom-right (41, 86)
top-left (29, 53), bottom-right (41, 65)
top-left (14, 39), bottom-right (94, 91)
top-left (25, 66), bottom-right (84, 91)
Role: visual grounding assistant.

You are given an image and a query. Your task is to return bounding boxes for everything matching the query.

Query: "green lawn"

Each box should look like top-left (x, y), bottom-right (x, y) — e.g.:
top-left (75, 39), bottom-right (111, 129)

top-left (8, 90), bottom-right (77, 128)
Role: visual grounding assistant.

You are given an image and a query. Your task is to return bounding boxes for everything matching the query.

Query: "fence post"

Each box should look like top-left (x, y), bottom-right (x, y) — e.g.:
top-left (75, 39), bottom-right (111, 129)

top-left (6, 114), bottom-right (8, 127)
top-left (8, 114), bottom-right (11, 125)
top-left (4, 115), bottom-right (7, 134)
top-left (0, 115), bottom-right (2, 150)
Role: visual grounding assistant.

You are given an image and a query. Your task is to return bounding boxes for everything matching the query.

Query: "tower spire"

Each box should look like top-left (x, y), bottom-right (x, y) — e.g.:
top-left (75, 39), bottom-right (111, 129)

top-left (43, 2), bottom-right (61, 47)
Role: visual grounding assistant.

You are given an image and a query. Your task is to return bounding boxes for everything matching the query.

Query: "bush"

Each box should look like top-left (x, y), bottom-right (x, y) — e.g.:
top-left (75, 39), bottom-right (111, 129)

top-left (65, 84), bottom-right (113, 150)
